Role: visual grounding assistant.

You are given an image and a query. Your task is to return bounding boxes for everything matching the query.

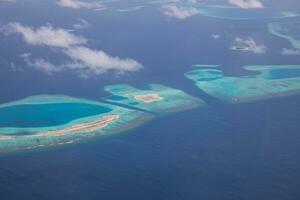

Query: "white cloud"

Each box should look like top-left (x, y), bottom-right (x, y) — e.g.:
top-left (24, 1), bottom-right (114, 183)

top-left (0, 0), bottom-right (16, 3)
top-left (2, 22), bottom-right (143, 77)
top-left (56, 0), bottom-right (102, 9)
top-left (21, 53), bottom-right (61, 74)
top-left (186, 0), bottom-right (198, 3)
top-left (282, 48), bottom-right (300, 56)
top-left (162, 4), bottom-right (199, 19)
top-left (211, 34), bottom-right (221, 40)
top-left (231, 37), bottom-right (267, 54)
top-left (73, 18), bottom-right (91, 29)
top-left (228, 0), bottom-right (264, 9)
top-left (64, 46), bottom-right (143, 74)
top-left (2, 22), bottom-right (86, 48)
top-left (9, 62), bottom-right (24, 72)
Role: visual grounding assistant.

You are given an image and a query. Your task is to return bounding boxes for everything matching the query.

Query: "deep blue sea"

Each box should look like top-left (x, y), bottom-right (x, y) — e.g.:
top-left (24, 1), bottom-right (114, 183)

top-left (1, 1), bottom-right (300, 199)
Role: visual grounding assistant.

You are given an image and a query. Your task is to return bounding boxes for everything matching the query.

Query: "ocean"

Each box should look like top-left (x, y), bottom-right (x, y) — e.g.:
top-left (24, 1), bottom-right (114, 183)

top-left (1, 96), bottom-right (300, 199)
top-left (1, 1), bottom-right (300, 199)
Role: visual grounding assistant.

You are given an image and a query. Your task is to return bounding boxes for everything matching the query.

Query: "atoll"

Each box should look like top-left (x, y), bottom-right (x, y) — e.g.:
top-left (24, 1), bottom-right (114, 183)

top-left (185, 65), bottom-right (300, 103)
top-left (0, 84), bottom-right (204, 152)
top-left (103, 84), bottom-right (204, 113)
top-left (0, 95), bottom-right (152, 152)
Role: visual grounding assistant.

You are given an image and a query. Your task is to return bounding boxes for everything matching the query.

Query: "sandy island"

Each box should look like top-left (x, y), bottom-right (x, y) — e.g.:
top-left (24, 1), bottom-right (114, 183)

top-left (0, 135), bottom-right (14, 141)
top-left (134, 93), bottom-right (163, 103)
top-left (0, 115), bottom-right (119, 141)
top-left (39, 115), bottom-right (119, 137)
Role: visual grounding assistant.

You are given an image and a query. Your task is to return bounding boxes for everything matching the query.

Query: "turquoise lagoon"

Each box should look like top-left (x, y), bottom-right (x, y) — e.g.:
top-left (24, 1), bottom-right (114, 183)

top-left (0, 103), bottom-right (112, 128)
top-left (0, 84), bottom-right (202, 152)
top-left (268, 22), bottom-right (300, 49)
top-left (185, 65), bottom-right (300, 103)
top-left (103, 84), bottom-right (204, 113)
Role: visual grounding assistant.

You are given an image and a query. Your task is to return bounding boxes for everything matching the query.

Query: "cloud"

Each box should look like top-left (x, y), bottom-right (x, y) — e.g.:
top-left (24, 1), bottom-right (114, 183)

top-left (2, 22), bottom-right (86, 48)
top-left (64, 46), bottom-right (143, 75)
top-left (9, 62), bottom-right (24, 72)
top-left (21, 53), bottom-right (61, 74)
top-left (56, 0), bottom-right (102, 9)
top-left (0, 0), bottom-right (16, 3)
top-left (2, 22), bottom-right (143, 77)
top-left (211, 34), bottom-right (221, 40)
top-left (162, 4), bottom-right (199, 19)
top-left (282, 48), bottom-right (300, 56)
top-left (73, 18), bottom-right (92, 29)
top-left (228, 0), bottom-right (264, 9)
top-left (230, 37), bottom-right (267, 54)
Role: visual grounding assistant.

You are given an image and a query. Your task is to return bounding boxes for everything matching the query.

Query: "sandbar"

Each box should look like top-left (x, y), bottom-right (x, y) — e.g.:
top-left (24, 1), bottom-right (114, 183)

top-left (0, 136), bottom-right (13, 141)
top-left (133, 93), bottom-right (163, 103)
top-left (39, 115), bottom-right (119, 137)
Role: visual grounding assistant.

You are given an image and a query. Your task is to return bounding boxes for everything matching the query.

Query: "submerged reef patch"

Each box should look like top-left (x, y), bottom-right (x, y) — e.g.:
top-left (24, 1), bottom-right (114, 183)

top-left (185, 65), bottom-right (300, 103)
top-left (195, 5), bottom-right (299, 20)
top-left (268, 22), bottom-right (300, 49)
top-left (168, 2), bottom-right (299, 20)
top-left (103, 84), bottom-right (204, 113)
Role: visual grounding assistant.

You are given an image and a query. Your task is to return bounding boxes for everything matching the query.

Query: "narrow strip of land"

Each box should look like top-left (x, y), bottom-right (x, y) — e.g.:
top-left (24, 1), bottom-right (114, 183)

top-left (0, 115), bottom-right (119, 140)
top-left (39, 115), bottom-right (119, 137)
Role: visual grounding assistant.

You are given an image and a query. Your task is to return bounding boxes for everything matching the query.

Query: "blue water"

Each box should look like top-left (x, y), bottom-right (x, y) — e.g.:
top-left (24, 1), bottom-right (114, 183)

top-left (0, 103), bottom-right (111, 128)
top-left (1, 98), bottom-right (300, 200)
top-left (0, 0), bottom-right (300, 200)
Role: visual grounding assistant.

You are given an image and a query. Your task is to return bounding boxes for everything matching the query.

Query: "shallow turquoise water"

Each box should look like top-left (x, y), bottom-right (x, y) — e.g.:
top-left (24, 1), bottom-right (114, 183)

top-left (266, 68), bottom-right (300, 79)
top-left (106, 95), bottom-right (128, 101)
top-left (0, 103), bottom-right (112, 128)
